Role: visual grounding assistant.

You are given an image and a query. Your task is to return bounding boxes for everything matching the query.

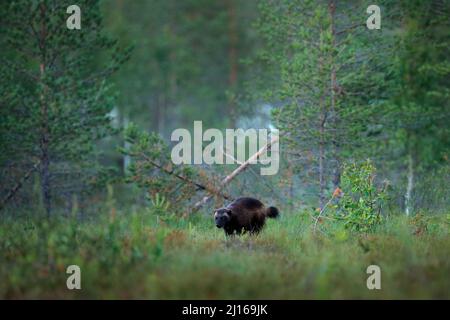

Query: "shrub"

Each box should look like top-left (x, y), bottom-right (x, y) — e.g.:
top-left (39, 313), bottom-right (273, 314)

top-left (335, 159), bottom-right (387, 232)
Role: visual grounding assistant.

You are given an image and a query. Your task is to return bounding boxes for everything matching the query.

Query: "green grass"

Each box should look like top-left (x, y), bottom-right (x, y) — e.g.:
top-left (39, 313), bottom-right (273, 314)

top-left (0, 207), bottom-right (449, 299)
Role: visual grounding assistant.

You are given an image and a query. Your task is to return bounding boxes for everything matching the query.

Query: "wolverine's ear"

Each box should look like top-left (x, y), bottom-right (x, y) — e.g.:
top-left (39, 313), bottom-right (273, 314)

top-left (225, 208), bottom-right (232, 216)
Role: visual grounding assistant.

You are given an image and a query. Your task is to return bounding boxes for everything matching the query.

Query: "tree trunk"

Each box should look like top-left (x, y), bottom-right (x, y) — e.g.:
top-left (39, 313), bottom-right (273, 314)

top-left (226, 0), bottom-right (238, 127)
top-left (318, 48), bottom-right (326, 209)
top-left (40, 143), bottom-right (51, 216)
top-left (405, 150), bottom-right (414, 216)
top-left (123, 115), bottom-right (131, 173)
top-left (319, 114), bottom-right (326, 209)
top-left (39, 4), bottom-right (51, 217)
top-left (157, 91), bottom-right (165, 135)
top-left (329, 0), bottom-right (341, 189)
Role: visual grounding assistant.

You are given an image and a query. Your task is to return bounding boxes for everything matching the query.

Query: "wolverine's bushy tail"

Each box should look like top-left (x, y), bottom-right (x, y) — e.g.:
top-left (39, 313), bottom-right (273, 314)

top-left (266, 206), bottom-right (279, 218)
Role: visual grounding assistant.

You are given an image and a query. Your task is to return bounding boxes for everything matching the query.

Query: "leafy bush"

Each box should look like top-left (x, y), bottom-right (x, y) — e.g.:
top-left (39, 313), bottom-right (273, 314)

top-left (336, 160), bottom-right (387, 232)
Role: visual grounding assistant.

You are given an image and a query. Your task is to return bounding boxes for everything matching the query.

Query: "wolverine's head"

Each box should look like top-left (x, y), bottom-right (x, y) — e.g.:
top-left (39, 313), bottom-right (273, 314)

top-left (214, 208), bottom-right (232, 228)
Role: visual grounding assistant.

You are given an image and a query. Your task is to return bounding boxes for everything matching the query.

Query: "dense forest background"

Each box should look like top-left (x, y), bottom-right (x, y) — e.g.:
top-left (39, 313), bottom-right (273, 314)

top-left (1, 0), bottom-right (448, 217)
top-left (0, 0), bottom-right (449, 299)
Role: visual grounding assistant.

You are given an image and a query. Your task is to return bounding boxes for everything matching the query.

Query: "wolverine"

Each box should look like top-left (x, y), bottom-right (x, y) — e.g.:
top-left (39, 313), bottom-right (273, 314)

top-left (214, 197), bottom-right (279, 236)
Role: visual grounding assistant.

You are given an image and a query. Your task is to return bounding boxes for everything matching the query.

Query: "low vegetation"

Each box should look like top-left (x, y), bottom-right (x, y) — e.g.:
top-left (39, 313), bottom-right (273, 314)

top-left (1, 205), bottom-right (448, 299)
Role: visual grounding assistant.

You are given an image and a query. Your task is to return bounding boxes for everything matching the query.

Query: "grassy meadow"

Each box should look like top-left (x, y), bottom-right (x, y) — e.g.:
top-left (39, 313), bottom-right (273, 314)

top-left (1, 205), bottom-right (449, 299)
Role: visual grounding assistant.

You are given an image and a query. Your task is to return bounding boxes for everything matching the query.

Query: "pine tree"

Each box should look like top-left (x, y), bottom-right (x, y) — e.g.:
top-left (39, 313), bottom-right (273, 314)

top-left (386, 0), bottom-right (450, 215)
top-left (0, 1), bottom-right (130, 215)
top-left (255, 0), bottom-right (392, 208)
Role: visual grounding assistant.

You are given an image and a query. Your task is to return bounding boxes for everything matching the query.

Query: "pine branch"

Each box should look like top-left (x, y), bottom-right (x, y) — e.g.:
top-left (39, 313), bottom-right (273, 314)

top-left (135, 151), bottom-right (232, 202)
top-left (0, 161), bottom-right (40, 211)
top-left (336, 22), bottom-right (365, 36)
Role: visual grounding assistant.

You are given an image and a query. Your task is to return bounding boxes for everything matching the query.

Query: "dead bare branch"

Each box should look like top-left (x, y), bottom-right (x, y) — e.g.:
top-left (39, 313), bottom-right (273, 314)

top-left (192, 134), bottom-right (280, 212)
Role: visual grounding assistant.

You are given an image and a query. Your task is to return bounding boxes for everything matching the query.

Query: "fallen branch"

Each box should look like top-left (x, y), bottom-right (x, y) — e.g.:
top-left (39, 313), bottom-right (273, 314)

top-left (193, 135), bottom-right (280, 211)
top-left (221, 147), bottom-right (280, 197)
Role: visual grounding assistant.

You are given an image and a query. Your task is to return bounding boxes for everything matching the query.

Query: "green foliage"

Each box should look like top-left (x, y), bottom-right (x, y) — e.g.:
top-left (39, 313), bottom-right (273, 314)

top-left (103, 0), bottom-right (259, 132)
top-left (0, 0), bottom-right (449, 300)
top-left (254, 0), bottom-right (393, 206)
top-left (0, 0), bottom-right (131, 211)
top-left (336, 160), bottom-right (387, 232)
top-left (149, 193), bottom-right (170, 214)
top-left (379, 0), bottom-right (450, 214)
top-left (147, 193), bottom-right (179, 226)
top-left (122, 124), bottom-right (207, 213)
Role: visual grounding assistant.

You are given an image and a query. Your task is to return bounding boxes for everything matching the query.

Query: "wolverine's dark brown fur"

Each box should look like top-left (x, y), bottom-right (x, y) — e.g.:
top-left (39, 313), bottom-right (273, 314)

top-left (214, 197), bottom-right (279, 236)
